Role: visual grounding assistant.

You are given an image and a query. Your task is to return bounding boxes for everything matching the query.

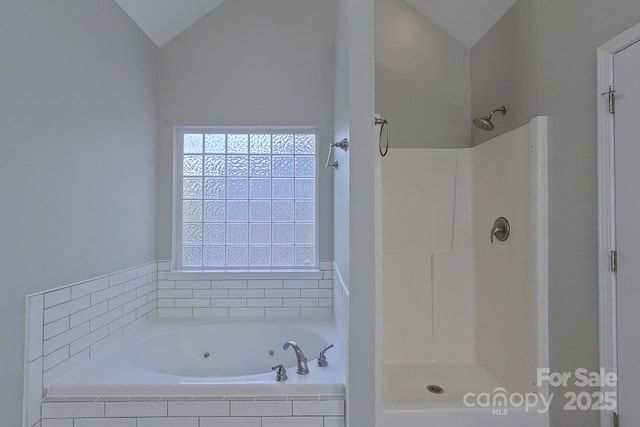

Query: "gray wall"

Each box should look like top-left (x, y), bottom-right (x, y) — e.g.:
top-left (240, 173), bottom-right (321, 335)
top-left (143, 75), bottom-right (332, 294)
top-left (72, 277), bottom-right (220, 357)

top-left (0, 1), bottom-right (157, 425)
top-left (471, 1), bottom-right (640, 425)
top-left (156, 0), bottom-right (336, 262)
top-left (375, 0), bottom-right (471, 149)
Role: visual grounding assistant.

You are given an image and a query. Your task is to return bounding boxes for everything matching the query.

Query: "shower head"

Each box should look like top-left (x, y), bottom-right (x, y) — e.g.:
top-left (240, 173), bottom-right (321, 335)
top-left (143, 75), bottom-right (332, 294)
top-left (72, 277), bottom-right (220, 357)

top-left (473, 117), bottom-right (496, 131)
top-left (473, 105), bottom-right (508, 131)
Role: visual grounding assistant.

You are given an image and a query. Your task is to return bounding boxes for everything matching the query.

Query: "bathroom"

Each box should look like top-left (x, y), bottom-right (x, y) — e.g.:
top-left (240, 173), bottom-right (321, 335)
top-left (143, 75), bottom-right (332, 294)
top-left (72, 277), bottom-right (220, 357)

top-left (3, 0), bottom-right (640, 427)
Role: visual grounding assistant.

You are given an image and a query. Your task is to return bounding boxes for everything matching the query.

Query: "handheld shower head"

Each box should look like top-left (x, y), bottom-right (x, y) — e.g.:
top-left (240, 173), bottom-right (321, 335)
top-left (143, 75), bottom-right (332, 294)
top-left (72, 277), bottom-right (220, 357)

top-left (473, 105), bottom-right (507, 131)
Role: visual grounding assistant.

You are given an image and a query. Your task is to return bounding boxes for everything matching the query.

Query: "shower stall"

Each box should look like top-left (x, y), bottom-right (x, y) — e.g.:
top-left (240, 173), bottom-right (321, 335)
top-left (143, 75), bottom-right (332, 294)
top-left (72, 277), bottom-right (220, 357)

top-left (377, 117), bottom-right (549, 426)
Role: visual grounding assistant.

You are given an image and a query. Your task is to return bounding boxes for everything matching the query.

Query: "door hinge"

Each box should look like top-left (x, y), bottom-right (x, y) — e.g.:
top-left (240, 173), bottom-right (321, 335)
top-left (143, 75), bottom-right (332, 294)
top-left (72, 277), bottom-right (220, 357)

top-left (614, 411), bottom-right (619, 427)
top-left (611, 250), bottom-right (617, 273)
top-left (602, 85), bottom-right (616, 114)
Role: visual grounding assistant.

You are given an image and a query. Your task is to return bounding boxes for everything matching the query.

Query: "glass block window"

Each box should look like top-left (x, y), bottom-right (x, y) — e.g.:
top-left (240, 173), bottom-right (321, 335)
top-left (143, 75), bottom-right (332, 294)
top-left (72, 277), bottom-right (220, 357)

top-left (175, 128), bottom-right (317, 269)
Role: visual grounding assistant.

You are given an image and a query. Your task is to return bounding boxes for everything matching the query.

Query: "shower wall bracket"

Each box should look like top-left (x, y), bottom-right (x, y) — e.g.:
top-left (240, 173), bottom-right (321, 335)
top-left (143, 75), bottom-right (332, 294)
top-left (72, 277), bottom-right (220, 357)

top-left (325, 138), bottom-right (349, 170)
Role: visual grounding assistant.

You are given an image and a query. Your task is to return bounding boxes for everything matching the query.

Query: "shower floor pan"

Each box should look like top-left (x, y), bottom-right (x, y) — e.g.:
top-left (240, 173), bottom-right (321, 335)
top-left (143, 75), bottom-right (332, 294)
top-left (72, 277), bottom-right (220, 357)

top-left (382, 361), bottom-right (548, 427)
top-left (384, 361), bottom-right (501, 407)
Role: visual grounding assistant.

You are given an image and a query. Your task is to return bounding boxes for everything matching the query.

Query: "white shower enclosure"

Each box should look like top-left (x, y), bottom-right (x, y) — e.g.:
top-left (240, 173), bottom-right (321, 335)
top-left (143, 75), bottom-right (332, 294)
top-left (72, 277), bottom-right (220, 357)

top-left (377, 117), bottom-right (549, 426)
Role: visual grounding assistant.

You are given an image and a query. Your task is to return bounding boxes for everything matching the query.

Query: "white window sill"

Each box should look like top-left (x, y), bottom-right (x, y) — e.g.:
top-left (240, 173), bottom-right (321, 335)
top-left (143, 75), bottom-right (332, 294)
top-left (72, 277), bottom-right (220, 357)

top-left (165, 269), bottom-right (324, 281)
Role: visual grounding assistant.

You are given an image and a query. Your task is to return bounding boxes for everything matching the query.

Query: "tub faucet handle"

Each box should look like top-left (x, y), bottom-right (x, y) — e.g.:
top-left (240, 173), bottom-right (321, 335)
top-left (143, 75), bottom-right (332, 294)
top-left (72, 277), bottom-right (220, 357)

top-left (317, 344), bottom-right (334, 367)
top-left (272, 364), bottom-right (288, 382)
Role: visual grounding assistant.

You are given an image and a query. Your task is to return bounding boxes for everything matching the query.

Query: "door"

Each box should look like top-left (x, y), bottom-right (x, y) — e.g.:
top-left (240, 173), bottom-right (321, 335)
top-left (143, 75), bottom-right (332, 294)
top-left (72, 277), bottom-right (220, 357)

top-left (614, 38), bottom-right (640, 426)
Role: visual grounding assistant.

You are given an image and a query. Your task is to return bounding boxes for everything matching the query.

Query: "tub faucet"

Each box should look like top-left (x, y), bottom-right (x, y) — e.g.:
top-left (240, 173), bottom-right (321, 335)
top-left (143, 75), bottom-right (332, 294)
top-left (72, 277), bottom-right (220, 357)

top-left (282, 340), bottom-right (309, 375)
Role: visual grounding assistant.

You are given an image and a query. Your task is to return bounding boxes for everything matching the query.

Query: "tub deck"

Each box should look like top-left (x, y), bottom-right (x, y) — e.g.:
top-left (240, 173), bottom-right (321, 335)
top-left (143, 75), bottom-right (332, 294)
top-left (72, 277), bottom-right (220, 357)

top-left (47, 318), bottom-right (345, 399)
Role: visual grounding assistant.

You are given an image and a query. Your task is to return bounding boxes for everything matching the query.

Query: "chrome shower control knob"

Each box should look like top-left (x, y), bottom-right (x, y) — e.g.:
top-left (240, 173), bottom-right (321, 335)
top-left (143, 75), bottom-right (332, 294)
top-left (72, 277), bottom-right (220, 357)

top-left (317, 344), bottom-right (334, 367)
top-left (491, 217), bottom-right (510, 243)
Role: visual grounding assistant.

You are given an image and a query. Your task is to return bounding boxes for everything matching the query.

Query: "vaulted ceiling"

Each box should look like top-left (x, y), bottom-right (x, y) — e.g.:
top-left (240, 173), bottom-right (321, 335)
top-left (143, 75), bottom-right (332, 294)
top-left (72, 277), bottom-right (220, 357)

top-left (404, 0), bottom-right (517, 48)
top-left (114, 0), bottom-right (225, 47)
top-left (114, 0), bottom-right (518, 49)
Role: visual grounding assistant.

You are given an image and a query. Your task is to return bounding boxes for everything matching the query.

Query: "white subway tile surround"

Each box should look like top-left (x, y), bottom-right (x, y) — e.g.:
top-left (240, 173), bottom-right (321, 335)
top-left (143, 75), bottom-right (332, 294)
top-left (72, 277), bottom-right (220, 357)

top-left (25, 262), bottom-right (158, 427)
top-left (41, 264), bottom-right (158, 381)
top-left (155, 261), bottom-right (333, 318)
top-left (25, 261), bottom-right (339, 427)
top-left (41, 398), bottom-right (344, 427)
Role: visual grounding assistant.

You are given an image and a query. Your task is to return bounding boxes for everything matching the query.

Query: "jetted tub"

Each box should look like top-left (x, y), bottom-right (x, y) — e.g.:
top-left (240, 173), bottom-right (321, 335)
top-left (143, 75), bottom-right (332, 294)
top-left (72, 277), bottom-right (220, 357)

top-left (47, 318), bottom-right (344, 397)
top-left (130, 322), bottom-right (329, 377)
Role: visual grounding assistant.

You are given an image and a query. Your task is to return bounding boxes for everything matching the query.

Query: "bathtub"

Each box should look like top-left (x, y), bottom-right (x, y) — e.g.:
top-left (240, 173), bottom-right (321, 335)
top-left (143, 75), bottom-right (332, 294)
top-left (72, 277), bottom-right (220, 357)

top-left (47, 318), bottom-right (344, 398)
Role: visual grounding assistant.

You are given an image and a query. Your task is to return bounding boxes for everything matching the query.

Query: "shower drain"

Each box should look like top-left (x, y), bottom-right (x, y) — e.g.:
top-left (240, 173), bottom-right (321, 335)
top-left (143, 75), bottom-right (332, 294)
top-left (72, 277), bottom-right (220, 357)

top-left (426, 385), bottom-right (444, 394)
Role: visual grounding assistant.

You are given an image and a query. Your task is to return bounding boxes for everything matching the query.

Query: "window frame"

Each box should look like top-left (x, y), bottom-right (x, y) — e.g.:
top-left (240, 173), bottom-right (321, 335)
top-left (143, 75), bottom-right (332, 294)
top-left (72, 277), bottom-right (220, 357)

top-left (172, 125), bottom-right (320, 272)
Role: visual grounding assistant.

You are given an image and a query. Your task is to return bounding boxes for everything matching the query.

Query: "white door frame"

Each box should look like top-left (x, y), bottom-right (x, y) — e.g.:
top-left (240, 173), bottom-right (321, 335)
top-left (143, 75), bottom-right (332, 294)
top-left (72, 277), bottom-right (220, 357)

top-left (597, 21), bottom-right (640, 427)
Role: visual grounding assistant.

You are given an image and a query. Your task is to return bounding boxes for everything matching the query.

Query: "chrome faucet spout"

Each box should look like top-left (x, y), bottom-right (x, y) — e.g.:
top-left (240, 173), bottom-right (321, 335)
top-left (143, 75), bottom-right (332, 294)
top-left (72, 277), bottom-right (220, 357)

top-left (283, 340), bottom-right (309, 375)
